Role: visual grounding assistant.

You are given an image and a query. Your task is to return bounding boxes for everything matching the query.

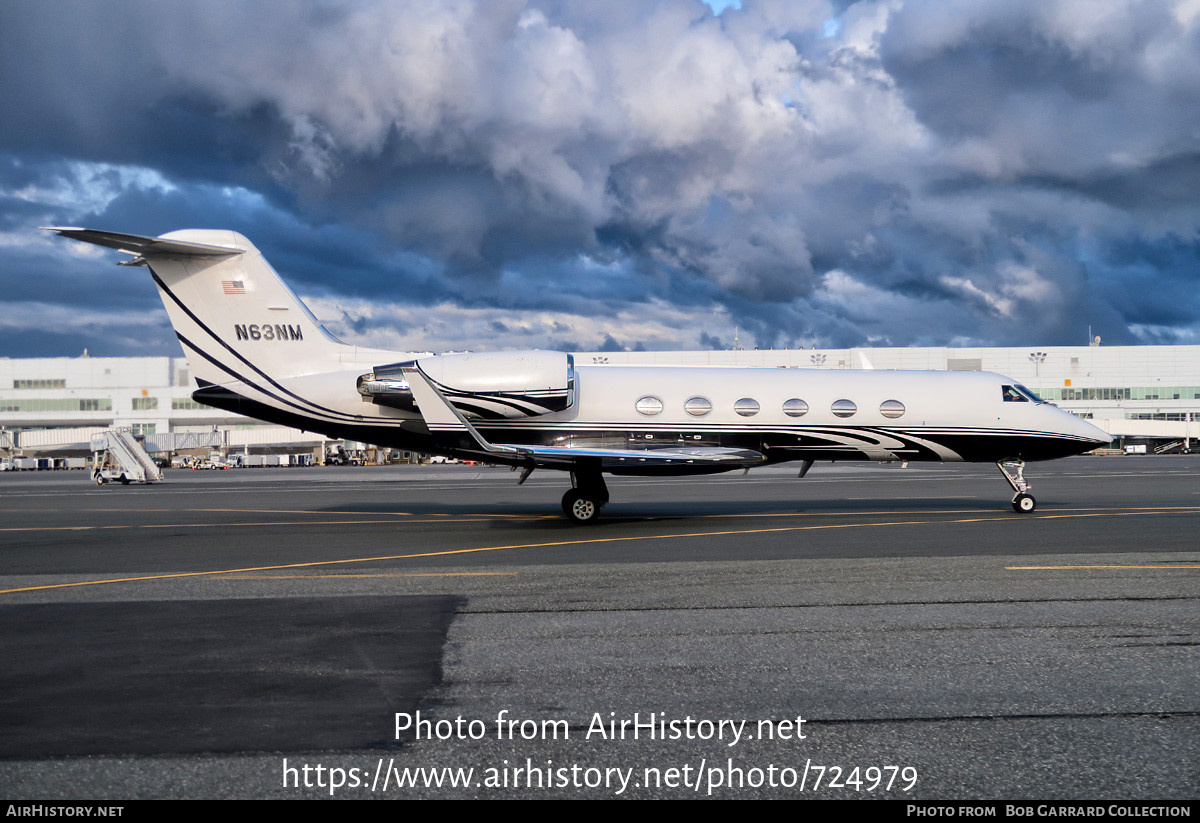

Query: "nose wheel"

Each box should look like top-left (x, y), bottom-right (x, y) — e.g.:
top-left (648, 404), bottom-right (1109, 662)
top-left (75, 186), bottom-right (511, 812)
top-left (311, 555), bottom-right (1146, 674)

top-left (997, 459), bottom-right (1036, 513)
top-left (1012, 493), bottom-right (1036, 513)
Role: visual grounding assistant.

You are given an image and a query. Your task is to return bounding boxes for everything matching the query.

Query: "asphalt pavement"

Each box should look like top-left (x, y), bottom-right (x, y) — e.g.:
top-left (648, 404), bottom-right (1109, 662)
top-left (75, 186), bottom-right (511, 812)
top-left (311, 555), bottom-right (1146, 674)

top-left (1, 456), bottom-right (1196, 798)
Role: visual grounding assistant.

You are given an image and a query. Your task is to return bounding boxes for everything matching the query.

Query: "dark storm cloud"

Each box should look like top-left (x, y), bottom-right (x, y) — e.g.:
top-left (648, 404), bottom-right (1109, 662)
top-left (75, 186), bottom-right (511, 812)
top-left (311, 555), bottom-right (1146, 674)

top-left (0, 0), bottom-right (1197, 357)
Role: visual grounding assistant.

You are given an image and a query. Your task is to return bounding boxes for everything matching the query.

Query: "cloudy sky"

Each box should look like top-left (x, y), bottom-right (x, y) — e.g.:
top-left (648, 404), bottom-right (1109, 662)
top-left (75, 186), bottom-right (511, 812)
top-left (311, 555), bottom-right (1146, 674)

top-left (2, 0), bottom-right (1198, 357)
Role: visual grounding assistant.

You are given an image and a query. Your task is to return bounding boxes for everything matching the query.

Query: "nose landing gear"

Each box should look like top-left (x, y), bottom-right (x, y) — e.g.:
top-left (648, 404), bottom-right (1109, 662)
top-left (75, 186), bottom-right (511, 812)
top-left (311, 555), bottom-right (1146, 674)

top-left (997, 459), bottom-right (1036, 513)
top-left (1012, 492), bottom-right (1036, 513)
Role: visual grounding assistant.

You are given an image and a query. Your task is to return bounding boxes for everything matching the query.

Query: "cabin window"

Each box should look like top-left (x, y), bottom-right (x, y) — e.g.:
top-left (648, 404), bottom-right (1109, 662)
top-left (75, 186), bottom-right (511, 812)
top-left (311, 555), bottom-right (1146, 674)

top-left (734, 398), bottom-right (760, 417)
top-left (879, 399), bottom-right (905, 419)
top-left (684, 396), bottom-right (712, 416)
top-left (832, 399), bottom-right (857, 418)
top-left (635, 395), bottom-right (663, 415)
top-left (782, 398), bottom-right (808, 417)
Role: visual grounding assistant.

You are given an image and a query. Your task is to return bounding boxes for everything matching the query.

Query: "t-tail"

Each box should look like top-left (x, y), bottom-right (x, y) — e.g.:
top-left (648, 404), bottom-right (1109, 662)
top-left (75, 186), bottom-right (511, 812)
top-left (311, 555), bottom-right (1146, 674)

top-left (43, 228), bottom-right (348, 386)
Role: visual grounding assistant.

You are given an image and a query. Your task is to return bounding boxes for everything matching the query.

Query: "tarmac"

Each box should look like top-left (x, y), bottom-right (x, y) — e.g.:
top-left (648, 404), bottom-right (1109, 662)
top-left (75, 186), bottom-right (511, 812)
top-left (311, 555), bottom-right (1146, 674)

top-left (1, 456), bottom-right (1197, 798)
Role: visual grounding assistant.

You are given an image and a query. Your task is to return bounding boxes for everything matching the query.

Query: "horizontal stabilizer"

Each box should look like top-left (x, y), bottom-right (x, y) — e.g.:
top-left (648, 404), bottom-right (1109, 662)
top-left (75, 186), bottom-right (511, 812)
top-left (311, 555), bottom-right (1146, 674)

top-left (41, 227), bottom-right (243, 257)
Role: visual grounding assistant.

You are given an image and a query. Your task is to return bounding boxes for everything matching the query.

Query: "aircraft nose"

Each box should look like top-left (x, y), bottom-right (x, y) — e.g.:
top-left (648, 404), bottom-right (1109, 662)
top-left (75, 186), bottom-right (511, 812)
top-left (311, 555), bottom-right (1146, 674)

top-left (1064, 410), bottom-right (1111, 446)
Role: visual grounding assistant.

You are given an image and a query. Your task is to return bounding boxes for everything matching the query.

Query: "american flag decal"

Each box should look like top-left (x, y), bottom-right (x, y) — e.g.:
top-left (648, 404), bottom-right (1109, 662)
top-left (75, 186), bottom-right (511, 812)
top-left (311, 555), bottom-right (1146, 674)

top-left (221, 280), bottom-right (245, 295)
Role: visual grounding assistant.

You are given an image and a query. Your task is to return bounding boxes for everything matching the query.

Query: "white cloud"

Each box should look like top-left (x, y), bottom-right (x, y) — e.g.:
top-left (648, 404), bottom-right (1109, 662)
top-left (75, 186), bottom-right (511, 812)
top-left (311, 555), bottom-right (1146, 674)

top-left (304, 293), bottom-right (734, 353)
top-left (3, 161), bottom-right (174, 220)
top-left (2, 0), bottom-right (1199, 352)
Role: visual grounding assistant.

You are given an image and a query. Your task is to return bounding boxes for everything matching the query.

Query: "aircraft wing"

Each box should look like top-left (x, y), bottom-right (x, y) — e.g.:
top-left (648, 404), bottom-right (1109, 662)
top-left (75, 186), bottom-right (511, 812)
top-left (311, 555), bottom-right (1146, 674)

top-left (41, 228), bottom-right (243, 257)
top-left (401, 364), bottom-right (765, 469)
top-left (491, 443), bottom-right (765, 469)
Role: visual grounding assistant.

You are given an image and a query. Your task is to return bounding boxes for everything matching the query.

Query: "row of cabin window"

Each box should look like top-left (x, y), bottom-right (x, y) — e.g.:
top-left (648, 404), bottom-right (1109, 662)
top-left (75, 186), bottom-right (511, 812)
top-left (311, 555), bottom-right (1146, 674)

top-left (635, 396), bottom-right (905, 419)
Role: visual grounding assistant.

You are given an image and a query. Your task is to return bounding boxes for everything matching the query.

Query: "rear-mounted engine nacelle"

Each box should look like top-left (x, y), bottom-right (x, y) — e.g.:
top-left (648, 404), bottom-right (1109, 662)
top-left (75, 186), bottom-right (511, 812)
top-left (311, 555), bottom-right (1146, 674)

top-left (360, 350), bottom-right (575, 420)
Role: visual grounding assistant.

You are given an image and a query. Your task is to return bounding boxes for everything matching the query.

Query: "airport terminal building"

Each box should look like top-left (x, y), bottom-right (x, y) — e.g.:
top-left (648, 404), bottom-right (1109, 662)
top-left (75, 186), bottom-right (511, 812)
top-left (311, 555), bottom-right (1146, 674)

top-left (0, 355), bottom-right (326, 459)
top-left (1, 344), bottom-right (1197, 458)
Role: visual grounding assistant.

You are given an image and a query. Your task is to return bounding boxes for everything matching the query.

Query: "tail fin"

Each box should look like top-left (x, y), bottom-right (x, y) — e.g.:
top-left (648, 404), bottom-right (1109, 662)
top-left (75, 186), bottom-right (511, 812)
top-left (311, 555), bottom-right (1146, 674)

top-left (45, 228), bottom-right (346, 384)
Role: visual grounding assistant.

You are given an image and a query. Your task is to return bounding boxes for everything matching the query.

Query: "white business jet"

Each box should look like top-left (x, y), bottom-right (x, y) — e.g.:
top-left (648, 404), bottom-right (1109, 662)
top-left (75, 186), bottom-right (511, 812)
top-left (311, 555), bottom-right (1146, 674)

top-left (46, 228), bottom-right (1111, 522)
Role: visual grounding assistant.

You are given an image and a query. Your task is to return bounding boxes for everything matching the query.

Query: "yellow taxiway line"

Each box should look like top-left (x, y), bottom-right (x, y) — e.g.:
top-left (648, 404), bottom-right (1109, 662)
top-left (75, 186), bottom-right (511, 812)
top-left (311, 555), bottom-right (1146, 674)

top-left (2, 507), bottom-right (1196, 595)
top-left (219, 572), bottom-right (519, 579)
top-left (1006, 564), bottom-right (1200, 570)
top-left (2, 505), bottom-right (1196, 535)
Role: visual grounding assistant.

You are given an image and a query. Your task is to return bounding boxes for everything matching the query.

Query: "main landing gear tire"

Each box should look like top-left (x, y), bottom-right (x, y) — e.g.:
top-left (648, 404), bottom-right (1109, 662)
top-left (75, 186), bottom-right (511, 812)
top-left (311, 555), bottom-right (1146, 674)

top-left (562, 489), bottom-right (601, 524)
top-left (1012, 493), bottom-right (1036, 513)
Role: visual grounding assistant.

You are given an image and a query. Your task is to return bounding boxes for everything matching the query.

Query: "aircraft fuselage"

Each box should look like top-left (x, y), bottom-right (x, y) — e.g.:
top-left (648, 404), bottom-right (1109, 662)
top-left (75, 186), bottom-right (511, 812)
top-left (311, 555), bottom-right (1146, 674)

top-left (45, 227), bottom-right (1111, 520)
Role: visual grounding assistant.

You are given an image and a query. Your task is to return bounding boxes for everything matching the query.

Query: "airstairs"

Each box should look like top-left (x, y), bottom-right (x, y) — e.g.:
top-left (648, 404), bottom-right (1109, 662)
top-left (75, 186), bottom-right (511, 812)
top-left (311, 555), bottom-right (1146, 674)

top-left (90, 429), bottom-right (163, 485)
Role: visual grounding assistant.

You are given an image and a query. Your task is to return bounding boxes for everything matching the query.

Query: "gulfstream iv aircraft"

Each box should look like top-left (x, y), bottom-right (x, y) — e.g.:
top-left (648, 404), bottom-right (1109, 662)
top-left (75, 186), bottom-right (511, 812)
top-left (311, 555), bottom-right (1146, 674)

top-left (48, 228), bottom-right (1111, 522)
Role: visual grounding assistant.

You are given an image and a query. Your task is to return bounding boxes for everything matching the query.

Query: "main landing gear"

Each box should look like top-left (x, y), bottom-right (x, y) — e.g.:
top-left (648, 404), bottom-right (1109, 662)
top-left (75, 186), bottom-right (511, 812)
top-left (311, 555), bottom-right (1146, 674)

top-left (997, 459), bottom-right (1036, 513)
top-left (561, 469), bottom-right (609, 524)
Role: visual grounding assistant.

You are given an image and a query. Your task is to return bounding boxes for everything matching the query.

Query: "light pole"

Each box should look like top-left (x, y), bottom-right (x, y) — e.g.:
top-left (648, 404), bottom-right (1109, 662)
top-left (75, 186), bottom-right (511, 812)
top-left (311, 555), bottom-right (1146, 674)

top-left (1028, 351), bottom-right (1047, 379)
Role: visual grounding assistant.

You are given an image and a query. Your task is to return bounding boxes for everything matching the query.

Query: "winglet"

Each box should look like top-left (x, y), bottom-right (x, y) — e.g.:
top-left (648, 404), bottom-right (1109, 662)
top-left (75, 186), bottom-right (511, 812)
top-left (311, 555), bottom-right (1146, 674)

top-left (401, 365), bottom-right (521, 456)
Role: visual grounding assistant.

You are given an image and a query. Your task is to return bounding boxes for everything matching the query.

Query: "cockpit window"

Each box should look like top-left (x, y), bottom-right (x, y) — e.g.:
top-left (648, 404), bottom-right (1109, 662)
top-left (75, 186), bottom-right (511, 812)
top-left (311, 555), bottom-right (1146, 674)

top-left (1002, 384), bottom-right (1045, 403)
top-left (1016, 384), bottom-right (1045, 403)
